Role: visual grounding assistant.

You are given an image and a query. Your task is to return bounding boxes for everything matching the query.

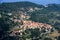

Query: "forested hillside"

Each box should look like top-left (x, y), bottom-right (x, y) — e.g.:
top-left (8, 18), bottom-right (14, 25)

top-left (0, 1), bottom-right (60, 40)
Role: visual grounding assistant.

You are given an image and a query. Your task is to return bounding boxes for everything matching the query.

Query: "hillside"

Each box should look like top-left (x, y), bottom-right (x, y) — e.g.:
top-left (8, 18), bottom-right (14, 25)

top-left (0, 1), bottom-right (60, 40)
top-left (0, 1), bottom-right (44, 12)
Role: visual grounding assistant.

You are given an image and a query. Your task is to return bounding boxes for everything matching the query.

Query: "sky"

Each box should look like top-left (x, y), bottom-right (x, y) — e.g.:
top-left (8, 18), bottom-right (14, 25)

top-left (0, 0), bottom-right (60, 5)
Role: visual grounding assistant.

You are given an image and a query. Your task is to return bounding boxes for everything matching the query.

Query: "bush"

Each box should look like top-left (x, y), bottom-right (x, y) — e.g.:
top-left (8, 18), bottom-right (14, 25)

top-left (44, 37), bottom-right (52, 40)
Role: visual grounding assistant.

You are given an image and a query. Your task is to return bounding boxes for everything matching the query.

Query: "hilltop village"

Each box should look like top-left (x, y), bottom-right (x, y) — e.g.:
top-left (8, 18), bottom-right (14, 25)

top-left (0, 2), bottom-right (60, 40)
top-left (9, 13), bottom-right (54, 36)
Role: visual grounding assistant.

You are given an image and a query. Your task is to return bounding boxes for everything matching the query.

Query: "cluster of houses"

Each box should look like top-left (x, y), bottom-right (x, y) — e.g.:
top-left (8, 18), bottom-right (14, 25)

top-left (9, 14), bottom-right (54, 36)
top-left (10, 19), bottom-right (54, 36)
top-left (20, 20), bottom-right (53, 31)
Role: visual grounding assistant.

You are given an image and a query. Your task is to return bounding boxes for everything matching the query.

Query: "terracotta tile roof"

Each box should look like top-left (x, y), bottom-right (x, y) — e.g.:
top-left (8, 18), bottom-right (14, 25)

top-left (21, 20), bottom-right (52, 29)
top-left (13, 19), bottom-right (52, 30)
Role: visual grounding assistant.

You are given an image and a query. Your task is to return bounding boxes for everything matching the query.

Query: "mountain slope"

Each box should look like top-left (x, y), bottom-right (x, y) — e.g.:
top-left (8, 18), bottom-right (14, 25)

top-left (0, 1), bottom-right (44, 12)
top-left (0, 1), bottom-right (60, 32)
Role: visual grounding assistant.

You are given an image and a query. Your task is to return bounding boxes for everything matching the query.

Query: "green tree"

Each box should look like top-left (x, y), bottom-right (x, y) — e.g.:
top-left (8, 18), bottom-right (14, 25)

top-left (22, 28), bottom-right (40, 40)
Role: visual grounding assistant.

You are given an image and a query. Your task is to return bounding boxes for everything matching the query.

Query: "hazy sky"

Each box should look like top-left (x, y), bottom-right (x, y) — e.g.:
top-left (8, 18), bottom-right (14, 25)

top-left (0, 0), bottom-right (60, 5)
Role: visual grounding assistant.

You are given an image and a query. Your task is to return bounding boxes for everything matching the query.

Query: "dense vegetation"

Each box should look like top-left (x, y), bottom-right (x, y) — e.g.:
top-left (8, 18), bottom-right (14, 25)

top-left (0, 1), bottom-right (60, 40)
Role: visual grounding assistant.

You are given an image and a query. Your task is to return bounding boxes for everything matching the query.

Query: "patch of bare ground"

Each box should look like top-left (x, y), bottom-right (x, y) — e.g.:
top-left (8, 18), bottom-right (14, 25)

top-left (46, 30), bottom-right (60, 40)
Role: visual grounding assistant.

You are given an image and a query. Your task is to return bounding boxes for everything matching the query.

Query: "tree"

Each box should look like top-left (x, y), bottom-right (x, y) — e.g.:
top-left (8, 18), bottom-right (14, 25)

top-left (57, 36), bottom-right (60, 40)
top-left (22, 28), bottom-right (40, 40)
top-left (0, 13), bottom-right (18, 40)
top-left (44, 37), bottom-right (52, 40)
